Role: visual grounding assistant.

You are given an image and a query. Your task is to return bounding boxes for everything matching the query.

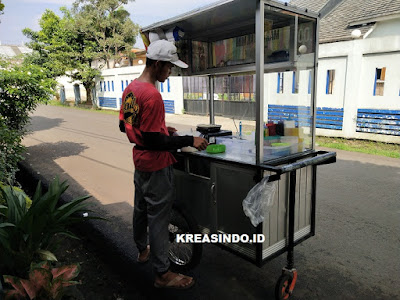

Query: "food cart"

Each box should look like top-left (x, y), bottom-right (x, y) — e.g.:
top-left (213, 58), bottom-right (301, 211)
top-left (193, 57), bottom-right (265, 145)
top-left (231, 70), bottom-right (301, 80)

top-left (141, 0), bottom-right (336, 298)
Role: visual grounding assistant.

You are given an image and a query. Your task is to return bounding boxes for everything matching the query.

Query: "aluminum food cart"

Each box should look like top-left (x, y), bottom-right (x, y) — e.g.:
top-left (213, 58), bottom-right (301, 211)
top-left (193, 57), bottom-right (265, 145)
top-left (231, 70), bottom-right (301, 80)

top-left (141, 0), bottom-right (336, 298)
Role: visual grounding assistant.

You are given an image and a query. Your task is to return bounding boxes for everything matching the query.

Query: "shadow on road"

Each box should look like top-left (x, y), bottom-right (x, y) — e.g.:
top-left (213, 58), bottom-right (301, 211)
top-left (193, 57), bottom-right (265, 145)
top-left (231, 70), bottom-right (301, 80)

top-left (27, 116), bottom-right (64, 132)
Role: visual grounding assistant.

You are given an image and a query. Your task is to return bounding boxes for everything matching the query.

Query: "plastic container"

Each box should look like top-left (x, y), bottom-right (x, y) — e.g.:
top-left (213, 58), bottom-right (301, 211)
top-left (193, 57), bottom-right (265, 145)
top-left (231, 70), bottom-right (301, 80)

top-left (280, 136), bottom-right (298, 154)
top-left (263, 135), bottom-right (280, 146)
top-left (264, 142), bottom-right (291, 157)
top-left (206, 144), bottom-right (226, 154)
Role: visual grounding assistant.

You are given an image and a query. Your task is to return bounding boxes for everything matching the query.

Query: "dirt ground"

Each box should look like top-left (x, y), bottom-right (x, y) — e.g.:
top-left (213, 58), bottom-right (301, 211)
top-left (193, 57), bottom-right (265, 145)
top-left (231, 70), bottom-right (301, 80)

top-left (55, 234), bottom-right (144, 300)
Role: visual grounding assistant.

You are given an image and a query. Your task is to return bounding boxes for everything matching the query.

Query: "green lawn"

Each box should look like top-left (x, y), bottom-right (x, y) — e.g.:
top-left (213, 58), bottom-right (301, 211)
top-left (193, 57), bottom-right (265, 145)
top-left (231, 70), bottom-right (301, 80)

top-left (316, 136), bottom-right (400, 159)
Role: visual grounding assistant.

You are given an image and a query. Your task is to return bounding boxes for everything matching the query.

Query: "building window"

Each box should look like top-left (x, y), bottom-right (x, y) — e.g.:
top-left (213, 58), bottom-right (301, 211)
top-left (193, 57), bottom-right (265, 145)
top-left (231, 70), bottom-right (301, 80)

top-left (126, 80), bottom-right (129, 88)
top-left (121, 80), bottom-right (124, 91)
top-left (100, 81), bottom-right (102, 92)
top-left (374, 67), bottom-right (386, 96)
top-left (107, 81), bottom-right (110, 92)
top-left (167, 78), bottom-right (171, 92)
top-left (277, 72), bottom-right (284, 93)
top-left (160, 82), bottom-right (164, 93)
top-left (308, 71), bottom-right (311, 94)
top-left (111, 81), bottom-right (114, 92)
top-left (103, 81), bottom-right (106, 92)
top-left (292, 71), bottom-right (299, 94)
top-left (326, 70), bottom-right (335, 94)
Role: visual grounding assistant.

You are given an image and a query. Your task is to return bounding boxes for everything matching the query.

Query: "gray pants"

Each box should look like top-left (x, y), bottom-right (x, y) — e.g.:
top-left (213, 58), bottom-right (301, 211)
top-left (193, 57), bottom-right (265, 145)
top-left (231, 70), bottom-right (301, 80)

top-left (133, 165), bottom-right (174, 274)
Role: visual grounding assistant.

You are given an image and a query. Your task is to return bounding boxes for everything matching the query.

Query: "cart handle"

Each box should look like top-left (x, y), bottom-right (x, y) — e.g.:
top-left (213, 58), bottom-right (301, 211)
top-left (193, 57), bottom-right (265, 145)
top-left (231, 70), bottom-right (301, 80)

top-left (263, 151), bottom-right (336, 174)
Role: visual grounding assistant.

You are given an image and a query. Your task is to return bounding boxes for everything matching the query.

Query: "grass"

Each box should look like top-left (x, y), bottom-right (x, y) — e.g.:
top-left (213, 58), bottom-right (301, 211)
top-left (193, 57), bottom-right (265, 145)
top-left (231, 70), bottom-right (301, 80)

top-left (47, 100), bottom-right (119, 116)
top-left (316, 136), bottom-right (400, 159)
top-left (47, 100), bottom-right (399, 158)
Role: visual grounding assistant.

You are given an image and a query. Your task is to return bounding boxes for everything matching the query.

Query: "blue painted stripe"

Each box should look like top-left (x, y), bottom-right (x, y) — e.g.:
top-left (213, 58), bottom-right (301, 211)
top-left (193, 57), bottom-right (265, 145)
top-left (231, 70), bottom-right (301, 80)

top-left (268, 104), bottom-right (343, 131)
top-left (163, 100), bottom-right (174, 114)
top-left (292, 72), bottom-right (296, 94)
top-left (277, 73), bottom-right (280, 93)
top-left (167, 79), bottom-right (171, 92)
top-left (356, 127), bottom-right (400, 136)
top-left (99, 97), bottom-right (117, 108)
top-left (357, 113), bottom-right (400, 121)
top-left (121, 80), bottom-right (124, 91)
top-left (326, 71), bottom-right (329, 94)
top-left (357, 118), bottom-right (400, 126)
top-left (358, 109), bottom-right (400, 115)
top-left (356, 122), bottom-right (400, 131)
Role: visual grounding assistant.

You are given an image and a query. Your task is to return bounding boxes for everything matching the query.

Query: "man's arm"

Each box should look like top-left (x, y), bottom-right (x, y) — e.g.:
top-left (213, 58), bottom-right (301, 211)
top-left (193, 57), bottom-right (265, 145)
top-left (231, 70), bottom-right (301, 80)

top-left (142, 132), bottom-right (208, 151)
top-left (119, 120), bottom-right (125, 133)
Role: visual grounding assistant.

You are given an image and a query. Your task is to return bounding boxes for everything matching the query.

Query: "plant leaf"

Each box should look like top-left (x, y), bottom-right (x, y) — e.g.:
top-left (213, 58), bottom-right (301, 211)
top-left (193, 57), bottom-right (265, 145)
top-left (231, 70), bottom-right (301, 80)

top-left (3, 275), bottom-right (27, 297)
top-left (51, 263), bottom-right (81, 281)
top-left (20, 278), bottom-right (38, 300)
top-left (0, 222), bottom-right (16, 228)
top-left (28, 267), bottom-right (52, 290)
top-left (30, 261), bottom-right (51, 270)
top-left (37, 249), bottom-right (58, 262)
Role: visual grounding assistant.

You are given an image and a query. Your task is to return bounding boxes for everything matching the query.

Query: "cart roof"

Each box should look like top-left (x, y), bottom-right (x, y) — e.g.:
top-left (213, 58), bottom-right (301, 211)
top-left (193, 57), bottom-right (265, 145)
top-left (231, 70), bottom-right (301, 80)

top-left (141, 0), bottom-right (318, 41)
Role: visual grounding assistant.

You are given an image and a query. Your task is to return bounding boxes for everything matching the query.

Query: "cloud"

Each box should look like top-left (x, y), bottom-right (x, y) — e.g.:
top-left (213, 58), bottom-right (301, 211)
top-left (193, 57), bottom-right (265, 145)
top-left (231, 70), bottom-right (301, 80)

top-left (126, 0), bottom-right (217, 27)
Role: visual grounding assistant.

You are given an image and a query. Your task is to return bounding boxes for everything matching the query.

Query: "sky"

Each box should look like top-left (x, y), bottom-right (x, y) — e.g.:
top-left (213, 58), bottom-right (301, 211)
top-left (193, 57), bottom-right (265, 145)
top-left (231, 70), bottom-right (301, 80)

top-left (0, 0), bottom-right (220, 49)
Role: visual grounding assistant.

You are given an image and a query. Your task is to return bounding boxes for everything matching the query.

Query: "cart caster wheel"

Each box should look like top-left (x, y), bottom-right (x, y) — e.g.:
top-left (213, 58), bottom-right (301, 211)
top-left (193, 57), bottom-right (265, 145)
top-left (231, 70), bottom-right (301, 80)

top-left (275, 274), bottom-right (293, 300)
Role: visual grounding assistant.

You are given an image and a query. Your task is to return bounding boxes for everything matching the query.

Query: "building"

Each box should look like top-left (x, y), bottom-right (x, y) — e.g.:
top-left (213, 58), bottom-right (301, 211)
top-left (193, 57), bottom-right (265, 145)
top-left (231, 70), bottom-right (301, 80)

top-left (289, 0), bottom-right (400, 142)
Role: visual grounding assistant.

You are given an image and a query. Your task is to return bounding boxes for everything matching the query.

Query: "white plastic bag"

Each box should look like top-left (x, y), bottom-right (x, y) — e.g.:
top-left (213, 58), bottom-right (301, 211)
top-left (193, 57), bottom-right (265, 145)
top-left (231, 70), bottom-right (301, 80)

top-left (242, 176), bottom-right (277, 227)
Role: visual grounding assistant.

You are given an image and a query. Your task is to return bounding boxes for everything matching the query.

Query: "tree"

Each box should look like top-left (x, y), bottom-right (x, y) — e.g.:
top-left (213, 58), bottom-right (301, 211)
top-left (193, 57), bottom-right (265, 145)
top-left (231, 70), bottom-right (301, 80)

top-left (23, 8), bottom-right (100, 106)
top-left (73, 0), bottom-right (139, 69)
top-left (23, 1), bottom-right (139, 107)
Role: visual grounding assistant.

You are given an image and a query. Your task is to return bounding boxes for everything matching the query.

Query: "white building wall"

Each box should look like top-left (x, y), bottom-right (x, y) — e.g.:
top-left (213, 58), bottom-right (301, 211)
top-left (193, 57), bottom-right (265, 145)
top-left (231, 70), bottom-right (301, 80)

top-left (57, 76), bottom-right (86, 102)
top-left (94, 65), bottom-right (185, 114)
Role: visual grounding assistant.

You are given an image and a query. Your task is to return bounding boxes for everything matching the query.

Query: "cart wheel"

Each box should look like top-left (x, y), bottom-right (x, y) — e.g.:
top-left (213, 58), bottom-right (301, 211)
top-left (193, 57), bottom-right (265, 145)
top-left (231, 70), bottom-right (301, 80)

top-left (275, 274), bottom-right (293, 300)
top-left (168, 204), bottom-right (202, 270)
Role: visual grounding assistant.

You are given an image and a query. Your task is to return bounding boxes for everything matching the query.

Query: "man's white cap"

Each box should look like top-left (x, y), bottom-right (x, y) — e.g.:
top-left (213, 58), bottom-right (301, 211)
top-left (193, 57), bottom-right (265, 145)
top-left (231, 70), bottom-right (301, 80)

top-left (146, 39), bottom-right (188, 69)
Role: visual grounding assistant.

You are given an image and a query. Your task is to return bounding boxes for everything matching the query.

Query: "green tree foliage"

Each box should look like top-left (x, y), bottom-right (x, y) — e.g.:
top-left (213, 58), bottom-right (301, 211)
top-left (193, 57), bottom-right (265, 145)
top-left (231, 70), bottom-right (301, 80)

top-left (0, 0), bottom-right (4, 14)
top-left (73, 0), bottom-right (139, 69)
top-left (23, 0), bottom-right (139, 107)
top-left (0, 59), bottom-right (56, 183)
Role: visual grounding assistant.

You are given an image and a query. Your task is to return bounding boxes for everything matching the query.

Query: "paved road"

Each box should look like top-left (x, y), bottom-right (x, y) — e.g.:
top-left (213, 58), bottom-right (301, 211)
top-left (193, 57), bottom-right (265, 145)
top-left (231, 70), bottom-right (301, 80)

top-left (23, 105), bottom-right (400, 299)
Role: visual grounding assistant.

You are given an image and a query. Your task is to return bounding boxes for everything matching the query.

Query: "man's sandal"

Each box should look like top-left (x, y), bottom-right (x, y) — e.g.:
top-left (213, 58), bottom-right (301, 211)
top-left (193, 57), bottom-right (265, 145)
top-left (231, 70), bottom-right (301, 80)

top-left (137, 246), bottom-right (150, 263)
top-left (154, 273), bottom-right (195, 289)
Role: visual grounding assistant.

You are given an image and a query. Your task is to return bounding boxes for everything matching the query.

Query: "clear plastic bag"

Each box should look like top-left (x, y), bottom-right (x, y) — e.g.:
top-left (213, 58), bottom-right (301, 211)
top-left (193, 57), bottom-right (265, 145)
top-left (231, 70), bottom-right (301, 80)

top-left (242, 176), bottom-right (277, 227)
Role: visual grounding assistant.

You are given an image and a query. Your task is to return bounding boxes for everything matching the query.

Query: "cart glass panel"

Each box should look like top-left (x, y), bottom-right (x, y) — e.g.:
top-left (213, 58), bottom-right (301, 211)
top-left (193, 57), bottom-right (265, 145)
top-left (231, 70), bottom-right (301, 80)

top-left (263, 4), bottom-right (317, 161)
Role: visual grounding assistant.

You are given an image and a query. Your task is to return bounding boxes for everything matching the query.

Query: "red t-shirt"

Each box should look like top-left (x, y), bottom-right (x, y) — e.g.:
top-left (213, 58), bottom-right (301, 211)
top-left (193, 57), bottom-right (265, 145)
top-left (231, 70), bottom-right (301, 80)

top-left (119, 79), bottom-right (176, 172)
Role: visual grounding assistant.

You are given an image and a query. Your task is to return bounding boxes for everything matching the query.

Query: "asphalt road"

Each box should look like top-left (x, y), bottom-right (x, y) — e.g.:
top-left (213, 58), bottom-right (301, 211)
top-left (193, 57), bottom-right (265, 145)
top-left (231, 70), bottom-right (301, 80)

top-left (22, 105), bottom-right (400, 300)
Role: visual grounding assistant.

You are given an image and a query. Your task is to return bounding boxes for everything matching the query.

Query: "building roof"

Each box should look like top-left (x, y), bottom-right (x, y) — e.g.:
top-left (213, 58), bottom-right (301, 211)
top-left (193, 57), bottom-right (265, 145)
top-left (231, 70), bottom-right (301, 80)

top-left (0, 45), bottom-right (32, 57)
top-left (290, 0), bottom-right (400, 43)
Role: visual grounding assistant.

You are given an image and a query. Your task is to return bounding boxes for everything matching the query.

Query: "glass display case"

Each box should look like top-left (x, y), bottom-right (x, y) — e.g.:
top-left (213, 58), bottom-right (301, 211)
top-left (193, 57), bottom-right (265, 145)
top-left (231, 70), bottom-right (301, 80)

top-left (142, 0), bottom-right (319, 165)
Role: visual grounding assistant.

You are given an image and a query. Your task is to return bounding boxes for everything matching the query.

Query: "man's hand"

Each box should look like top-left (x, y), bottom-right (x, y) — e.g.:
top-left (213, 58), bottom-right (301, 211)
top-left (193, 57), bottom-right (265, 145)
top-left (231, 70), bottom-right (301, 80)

top-left (167, 126), bottom-right (178, 136)
top-left (193, 137), bottom-right (208, 151)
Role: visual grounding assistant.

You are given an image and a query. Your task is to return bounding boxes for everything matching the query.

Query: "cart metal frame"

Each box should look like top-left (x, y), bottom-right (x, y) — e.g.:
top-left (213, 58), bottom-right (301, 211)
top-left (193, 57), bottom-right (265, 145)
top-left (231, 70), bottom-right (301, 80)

top-left (142, 1), bottom-right (336, 298)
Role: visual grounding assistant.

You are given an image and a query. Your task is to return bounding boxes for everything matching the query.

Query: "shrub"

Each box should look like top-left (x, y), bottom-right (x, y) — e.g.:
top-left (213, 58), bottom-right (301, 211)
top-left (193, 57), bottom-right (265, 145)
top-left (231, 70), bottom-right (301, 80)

top-left (0, 178), bottom-right (96, 277)
top-left (0, 57), bottom-right (56, 183)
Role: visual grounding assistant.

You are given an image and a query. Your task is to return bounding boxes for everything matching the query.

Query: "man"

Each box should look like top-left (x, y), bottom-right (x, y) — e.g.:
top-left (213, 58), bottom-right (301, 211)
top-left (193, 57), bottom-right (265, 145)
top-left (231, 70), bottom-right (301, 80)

top-left (119, 39), bottom-right (208, 289)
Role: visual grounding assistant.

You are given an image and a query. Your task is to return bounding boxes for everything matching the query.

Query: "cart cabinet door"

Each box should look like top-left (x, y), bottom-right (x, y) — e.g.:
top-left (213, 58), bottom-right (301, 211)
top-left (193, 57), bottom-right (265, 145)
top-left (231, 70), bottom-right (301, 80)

top-left (174, 169), bottom-right (216, 234)
top-left (211, 163), bottom-right (258, 236)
